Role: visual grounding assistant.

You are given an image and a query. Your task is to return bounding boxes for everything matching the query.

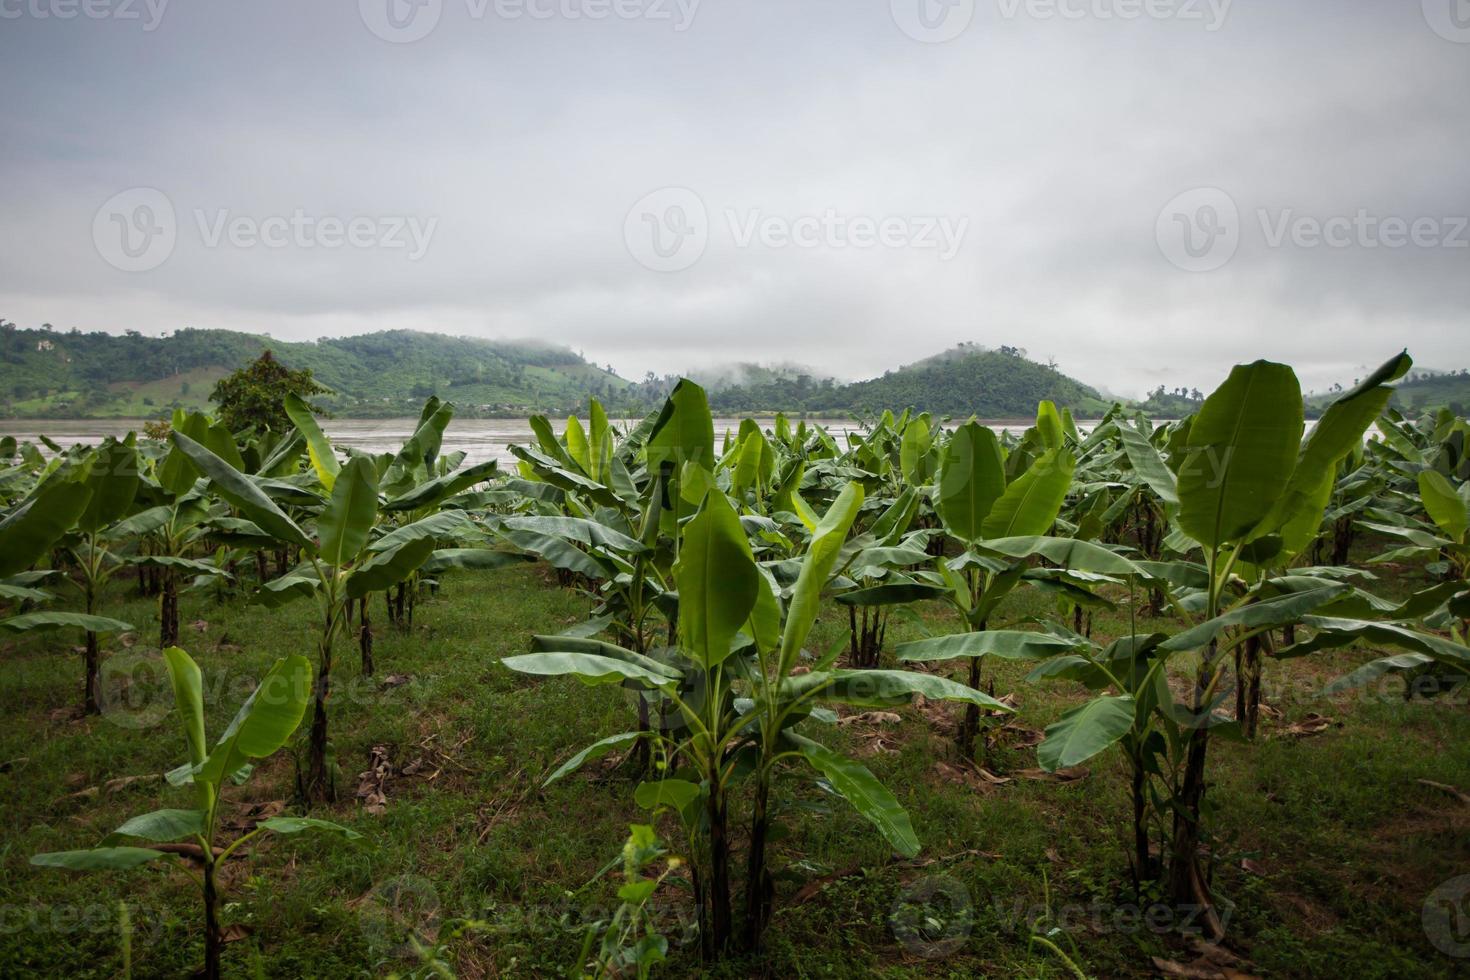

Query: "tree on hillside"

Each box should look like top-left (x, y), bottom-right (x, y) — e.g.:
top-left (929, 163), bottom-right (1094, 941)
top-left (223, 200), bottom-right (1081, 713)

top-left (210, 350), bottom-right (328, 432)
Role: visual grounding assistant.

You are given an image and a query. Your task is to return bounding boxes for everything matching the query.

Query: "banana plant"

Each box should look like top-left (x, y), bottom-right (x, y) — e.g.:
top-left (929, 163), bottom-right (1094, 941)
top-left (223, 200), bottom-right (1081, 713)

top-left (44, 436), bottom-right (147, 713)
top-left (832, 488), bottom-right (942, 668)
top-left (892, 409), bottom-right (1134, 757)
top-left (289, 393), bottom-right (498, 651)
top-left (1027, 352), bottom-right (1412, 932)
top-left (0, 472), bottom-right (133, 669)
top-left (31, 646), bottom-right (359, 980)
top-left (1364, 468), bottom-right (1470, 585)
top-left (503, 483), bottom-right (1008, 958)
top-left (132, 410), bottom-right (246, 648)
top-left (168, 432), bottom-right (440, 804)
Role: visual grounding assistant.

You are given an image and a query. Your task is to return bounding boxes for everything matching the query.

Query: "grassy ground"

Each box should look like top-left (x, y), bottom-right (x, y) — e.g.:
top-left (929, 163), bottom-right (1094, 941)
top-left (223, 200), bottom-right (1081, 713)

top-left (2, 556), bottom-right (1468, 978)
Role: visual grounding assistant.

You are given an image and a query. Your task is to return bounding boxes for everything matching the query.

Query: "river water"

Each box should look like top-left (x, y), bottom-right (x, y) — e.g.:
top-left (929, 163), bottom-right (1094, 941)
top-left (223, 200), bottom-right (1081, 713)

top-left (0, 417), bottom-right (1061, 468)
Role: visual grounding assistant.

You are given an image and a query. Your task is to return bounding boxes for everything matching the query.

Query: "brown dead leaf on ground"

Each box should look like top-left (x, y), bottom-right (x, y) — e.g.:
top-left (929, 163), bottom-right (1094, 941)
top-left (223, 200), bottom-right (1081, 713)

top-left (1014, 766), bottom-right (1090, 783)
top-left (852, 735), bottom-right (901, 758)
top-left (933, 760), bottom-right (1010, 791)
top-left (995, 722), bottom-right (1045, 749)
top-left (62, 772), bottom-right (160, 802)
top-left (1276, 713), bottom-right (1337, 738)
top-left (837, 710), bottom-right (902, 727)
top-left (222, 799), bottom-right (286, 832)
top-left (1417, 779), bottom-right (1470, 805)
top-left (1152, 939), bottom-right (1258, 979)
top-left (357, 745), bottom-right (392, 814)
top-left (910, 693), bottom-right (957, 731)
top-left (792, 862), bottom-right (867, 904)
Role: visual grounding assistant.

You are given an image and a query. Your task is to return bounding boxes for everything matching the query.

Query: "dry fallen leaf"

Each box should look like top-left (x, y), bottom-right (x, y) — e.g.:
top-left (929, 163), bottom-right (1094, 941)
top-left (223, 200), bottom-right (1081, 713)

top-left (220, 924), bottom-right (253, 944)
top-left (792, 863), bottom-right (866, 904)
top-left (1015, 766), bottom-right (1091, 783)
top-left (1417, 778), bottom-right (1470, 805)
top-left (1277, 713), bottom-right (1336, 738)
top-left (223, 799), bottom-right (286, 832)
top-left (356, 745), bottom-right (392, 815)
top-left (1152, 939), bottom-right (1258, 979)
top-left (837, 710), bottom-right (902, 727)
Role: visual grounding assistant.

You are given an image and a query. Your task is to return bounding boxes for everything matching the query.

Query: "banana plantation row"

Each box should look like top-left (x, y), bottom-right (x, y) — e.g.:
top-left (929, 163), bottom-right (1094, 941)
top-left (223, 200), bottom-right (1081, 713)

top-left (4, 351), bottom-right (1469, 976)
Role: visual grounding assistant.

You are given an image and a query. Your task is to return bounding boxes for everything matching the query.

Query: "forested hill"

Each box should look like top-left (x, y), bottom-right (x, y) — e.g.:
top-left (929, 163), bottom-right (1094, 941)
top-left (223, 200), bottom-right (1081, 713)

top-left (685, 344), bottom-right (1110, 418)
top-left (1, 326), bottom-right (1109, 420)
top-left (0, 326), bottom-right (631, 418)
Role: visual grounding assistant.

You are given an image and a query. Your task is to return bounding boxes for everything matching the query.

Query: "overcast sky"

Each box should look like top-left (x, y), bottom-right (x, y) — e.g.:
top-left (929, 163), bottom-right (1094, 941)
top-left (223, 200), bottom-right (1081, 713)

top-left (1, 0), bottom-right (1466, 397)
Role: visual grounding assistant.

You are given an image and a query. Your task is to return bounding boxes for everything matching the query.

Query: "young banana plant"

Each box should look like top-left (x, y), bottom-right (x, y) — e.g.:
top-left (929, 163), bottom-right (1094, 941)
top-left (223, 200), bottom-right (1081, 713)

top-left (31, 647), bottom-right (359, 980)
top-left (0, 470), bottom-right (134, 683)
top-left (893, 410), bottom-right (1133, 757)
top-left (167, 431), bottom-right (441, 804)
top-left (132, 410), bottom-right (244, 647)
top-left (47, 436), bottom-right (146, 713)
top-left (502, 483), bottom-right (1008, 958)
top-left (1027, 352), bottom-right (1415, 934)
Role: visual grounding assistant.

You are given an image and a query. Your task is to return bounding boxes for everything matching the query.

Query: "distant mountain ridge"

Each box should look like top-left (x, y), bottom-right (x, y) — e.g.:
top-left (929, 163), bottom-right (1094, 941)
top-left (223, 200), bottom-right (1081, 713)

top-left (0, 326), bottom-right (1116, 421)
top-left (690, 343), bottom-right (1110, 418)
top-left (0, 326), bottom-right (630, 418)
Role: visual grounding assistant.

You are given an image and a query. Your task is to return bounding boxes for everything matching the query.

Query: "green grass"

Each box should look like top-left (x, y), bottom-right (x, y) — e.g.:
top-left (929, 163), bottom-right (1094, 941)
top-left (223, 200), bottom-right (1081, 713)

top-left (2, 559), bottom-right (1468, 978)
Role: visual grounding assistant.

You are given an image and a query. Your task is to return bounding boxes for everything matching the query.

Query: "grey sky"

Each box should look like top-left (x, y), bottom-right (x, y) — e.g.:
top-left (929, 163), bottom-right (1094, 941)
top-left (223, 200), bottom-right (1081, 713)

top-left (1, 0), bottom-right (1466, 397)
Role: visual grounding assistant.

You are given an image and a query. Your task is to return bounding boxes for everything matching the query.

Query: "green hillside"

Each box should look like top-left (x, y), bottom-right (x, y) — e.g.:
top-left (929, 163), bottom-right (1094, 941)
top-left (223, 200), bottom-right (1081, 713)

top-left (1388, 369), bottom-right (1470, 415)
top-left (1302, 367), bottom-right (1470, 417)
top-left (1, 326), bottom-right (1112, 421)
top-left (0, 325), bottom-right (631, 418)
top-left (684, 344), bottom-right (1108, 419)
